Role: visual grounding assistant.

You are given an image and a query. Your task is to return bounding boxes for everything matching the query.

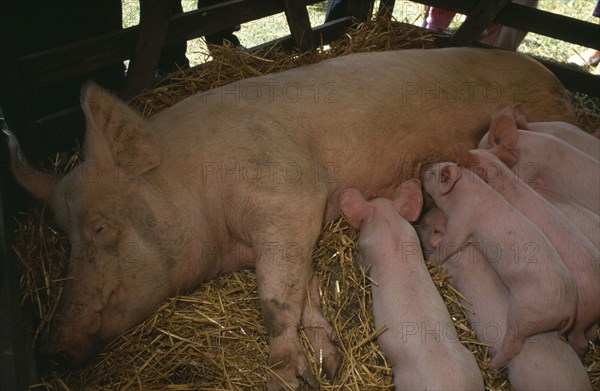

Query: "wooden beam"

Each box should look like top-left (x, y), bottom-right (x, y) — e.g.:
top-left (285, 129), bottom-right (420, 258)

top-left (250, 16), bottom-right (354, 52)
top-left (377, 0), bottom-right (396, 19)
top-left (17, 0), bottom-right (323, 89)
top-left (32, 16), bottom-right (356, 147)
top-left (537, 58), bottom-right (600, 98)
top-left (284, 0), bottom-right (316, 51)
top-left (412, 0), bottom-right (600, 50)
top-left (447, 0), bottom-right (511, 47)
top-left (346, 0), bottom-right (373, 21)
top-left (494, 3), bottom-right (600, 50)
top-left (0, 19), bottom-right (40, 160)
top-left (122, 0), bottom-right (176, 98)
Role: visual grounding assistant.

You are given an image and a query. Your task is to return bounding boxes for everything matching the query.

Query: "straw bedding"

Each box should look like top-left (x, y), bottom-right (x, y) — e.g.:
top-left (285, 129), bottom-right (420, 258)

top-left (14, 19), bottom-right (599, 390)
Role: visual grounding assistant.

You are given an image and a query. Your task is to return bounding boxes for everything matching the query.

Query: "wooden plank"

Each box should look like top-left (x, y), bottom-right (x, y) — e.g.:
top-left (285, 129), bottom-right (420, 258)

top-left (493, 3), bottom-right (600, 50)
top-left (376, 0), bottom-right (396, 19)
top-left (0, 19), bottom-right (41, 160)
top-left (346, 0), bottom-right (374, 21)
top-left (17, 0), bottom-right (322, 89)
top-left (250, 16), bottom-right (354, 52)
top-left (412, 0), bottom-right (600, 50)
top-left (284, 0), bottom-right (316, 51)
top-left (537, 58), bottom-right (600, 98)
top-left (33, 16), bottom-right (356, 140)
top-left (122, 0), bottom-right (176, 98)
top-left (16, 0), bottom-right (599, 90)
top-left (447, 0), bottom-right (511, 47)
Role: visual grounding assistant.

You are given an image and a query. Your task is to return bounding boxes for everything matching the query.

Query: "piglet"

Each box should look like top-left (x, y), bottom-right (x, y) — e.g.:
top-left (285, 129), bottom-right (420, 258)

top-left (422, 162), bottom-right (578, 368)
top-left (526, 121), bottom-right (600, 161)
top-left (339, 179), bottom-right (483, 391)
top-left (531, 185), bottom-right (600, 250)
top-left (478, 105), bottom-right (600, 214)
top-left (418, 209), bottom-right (592, 391)
top-left (506, 105), bottom-right (599, 160)
top-left (459, 148), bottom-right (600, 355)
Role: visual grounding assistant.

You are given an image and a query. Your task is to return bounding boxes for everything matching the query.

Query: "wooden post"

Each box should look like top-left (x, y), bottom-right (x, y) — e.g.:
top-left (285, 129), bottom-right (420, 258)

top-left (376, 0), bottom-right (396, 20)
top-left (446, 0), bottom-right (511, 47)
top-left (346, 0), bottom-right (374, 21)
top-left (121, 0), bottom-right (176, 98)
top-left (284, 0), bottom-right (316, 51)
top-left (0, 20), bottom-right (40, 161)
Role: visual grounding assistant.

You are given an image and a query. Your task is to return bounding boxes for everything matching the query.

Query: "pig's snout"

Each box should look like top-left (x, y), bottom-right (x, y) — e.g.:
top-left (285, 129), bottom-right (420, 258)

top-left (43, 343), bottom-right (83, 367)
top-left (42, 309), bottom-right (102, 367)
top-left (42, 335), bottom-right (93, 367)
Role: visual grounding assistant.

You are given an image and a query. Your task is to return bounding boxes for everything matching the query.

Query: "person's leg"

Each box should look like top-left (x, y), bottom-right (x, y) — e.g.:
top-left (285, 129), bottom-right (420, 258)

top-left (426, 7), bottom-right (456, 33)
top-left (477, 0), bottom-right (538, 51)
top-left (568, 0), bottom-right (600, 66)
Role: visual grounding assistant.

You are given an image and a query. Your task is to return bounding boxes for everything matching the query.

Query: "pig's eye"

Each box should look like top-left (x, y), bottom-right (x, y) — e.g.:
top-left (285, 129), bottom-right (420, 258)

top-left (95, 224), bottom-right (108, 235)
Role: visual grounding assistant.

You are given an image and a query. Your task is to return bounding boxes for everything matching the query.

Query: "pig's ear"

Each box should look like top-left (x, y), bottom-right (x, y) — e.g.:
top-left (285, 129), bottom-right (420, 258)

top-left (3, 129), bottom-right (60, 202)
top-left (490, 145), bottom-right (519, 168)
top-left (339, 188), bottom-right (371, 229)
top-left (392, 179), bottom-right (423, 222)
top-left (457, 147), bottom-right (485, 179)
top-left (81, 83), bottom-right (161, 177)
top-left (513, 105), bottom-right (529, 130)
top-left (456, 144), bottom-right (477, 167)
top-left (488, 106), bottom-right (519, 150)
top-left (439, 164), bottom-right (461, 195)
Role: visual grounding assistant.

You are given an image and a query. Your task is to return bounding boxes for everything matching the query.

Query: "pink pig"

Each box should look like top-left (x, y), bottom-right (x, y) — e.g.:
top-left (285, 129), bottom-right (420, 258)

top-left (503, 105), bottom-right (599, 160)
top-left (526, 122), bottom-right (600, 161)
top-left (478, 105), bottom-right (600, 214)
top-left (422, 162), bottom-right (578, 368)
top-left (339, 180), bottom-right (483, 391)
top-left (418, 209), bottom-right (592, 391)
top-left (531, 185), bottom-right (600, 250)
top-left (459, 148), bottom-right (600, 355)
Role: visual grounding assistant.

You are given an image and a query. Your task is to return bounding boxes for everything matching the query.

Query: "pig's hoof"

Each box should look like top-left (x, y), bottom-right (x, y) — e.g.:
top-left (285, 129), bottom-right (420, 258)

top-left (302, 323), bottom-right (342, 381)
top-left (322, 349), bottom-right (342, 381)
top-left (267, 346), bottom-right (320, 390)
top-left (568, 331), bottom-right (590, 356)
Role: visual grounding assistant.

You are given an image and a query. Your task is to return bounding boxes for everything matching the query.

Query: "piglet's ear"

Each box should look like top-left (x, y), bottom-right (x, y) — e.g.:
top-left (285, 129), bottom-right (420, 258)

top-left (457, 147), bottom-right (485, 179)
top-left (81, 83), bottom-right (161, 177)
top-left (339, 188), bottom-right (371, 229)
top-left (439, 163), bottom-right (461, 196)
top-left (393, 179), bottom-right (423, 222)
top-left (457, 144), bottom-right (476, 168)
top-left (491, 145), bottom-right (519, 169)
top-left (488, 105), bottom-right (519, 150)
top-left (512, 105), bottom-right (529, 130)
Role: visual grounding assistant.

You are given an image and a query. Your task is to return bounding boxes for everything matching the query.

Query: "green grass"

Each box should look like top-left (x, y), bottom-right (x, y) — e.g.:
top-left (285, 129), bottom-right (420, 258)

top-left (121, 0), bottom-right (597, 71)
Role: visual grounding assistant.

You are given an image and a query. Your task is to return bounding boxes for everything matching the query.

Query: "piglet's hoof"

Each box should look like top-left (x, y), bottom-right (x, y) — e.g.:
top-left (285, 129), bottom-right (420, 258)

top-left (267, 343), bottom-right (320, 390)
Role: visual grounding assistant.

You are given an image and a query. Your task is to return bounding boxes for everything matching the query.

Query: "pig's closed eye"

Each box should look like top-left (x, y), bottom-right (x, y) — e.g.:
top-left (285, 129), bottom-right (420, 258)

top-left (85, 218), bottom-right (117, 245)
top-left (95, 223), bottom-right (108, 235)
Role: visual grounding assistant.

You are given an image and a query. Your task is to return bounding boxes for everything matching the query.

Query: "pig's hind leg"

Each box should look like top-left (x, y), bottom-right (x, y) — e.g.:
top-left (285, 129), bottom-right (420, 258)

top-left (490, 298), bottom-right (529, 368)
top-left (568, 327), bottom-right (591, 356)
top-left (301, 275), bottom-right (342, 380)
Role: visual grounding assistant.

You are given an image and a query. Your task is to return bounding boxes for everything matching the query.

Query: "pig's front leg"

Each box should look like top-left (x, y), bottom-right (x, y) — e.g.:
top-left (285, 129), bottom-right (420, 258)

top-left (250, 195), bottom-right (327, 390)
